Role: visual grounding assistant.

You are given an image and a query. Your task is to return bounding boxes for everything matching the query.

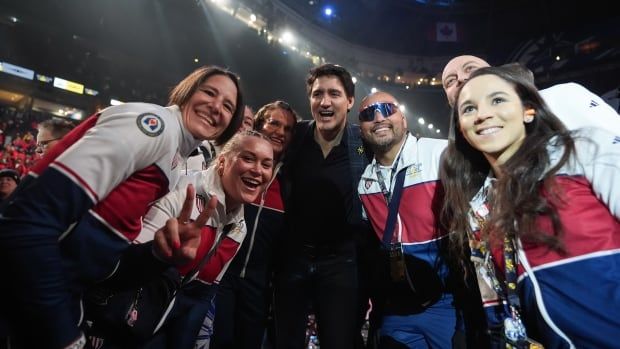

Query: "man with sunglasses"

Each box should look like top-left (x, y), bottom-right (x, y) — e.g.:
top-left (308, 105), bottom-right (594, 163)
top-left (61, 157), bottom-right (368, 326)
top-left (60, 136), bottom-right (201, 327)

top-left (276, 63), bottom-right (373, 348)
top-left (357, 91), bottom-right (461, 348)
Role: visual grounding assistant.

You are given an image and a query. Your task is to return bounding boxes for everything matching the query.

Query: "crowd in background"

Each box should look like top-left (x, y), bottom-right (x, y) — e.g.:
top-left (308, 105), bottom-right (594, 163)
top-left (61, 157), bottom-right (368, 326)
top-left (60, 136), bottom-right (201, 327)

top-left (0, 107), bottom-right (39, 175)
top-left (0, 106), bottom-right (80, 176)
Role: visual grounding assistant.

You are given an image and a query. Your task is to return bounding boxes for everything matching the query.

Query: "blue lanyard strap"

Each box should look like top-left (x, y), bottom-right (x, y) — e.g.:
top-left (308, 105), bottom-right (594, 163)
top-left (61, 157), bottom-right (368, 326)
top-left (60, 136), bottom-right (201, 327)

top-left (381, 169), bottom-right (406, 246)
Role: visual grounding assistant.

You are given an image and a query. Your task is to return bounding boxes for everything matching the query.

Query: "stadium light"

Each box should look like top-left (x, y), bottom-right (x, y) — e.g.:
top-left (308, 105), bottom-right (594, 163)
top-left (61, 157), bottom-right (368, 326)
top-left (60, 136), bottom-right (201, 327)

top-left (280, 31), bottom-right (294, 44)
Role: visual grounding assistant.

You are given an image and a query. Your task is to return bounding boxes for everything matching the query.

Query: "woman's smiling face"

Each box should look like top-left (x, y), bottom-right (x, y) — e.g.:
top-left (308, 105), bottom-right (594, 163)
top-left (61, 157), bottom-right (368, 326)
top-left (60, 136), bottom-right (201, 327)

top-left (219, 134), bottom-right (274, 209)
top-left (181, 74), bottom-right (238, 140)
top-left (457, 74), bottom-right (528, 169)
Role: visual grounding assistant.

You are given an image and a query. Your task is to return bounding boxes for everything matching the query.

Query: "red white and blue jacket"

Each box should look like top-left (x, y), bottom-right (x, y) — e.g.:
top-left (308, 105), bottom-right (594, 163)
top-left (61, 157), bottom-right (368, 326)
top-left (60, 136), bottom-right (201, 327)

top-left (138, 167), bottom-right (246, 286)
top-left (358, 134), bottom-right (451, 290)
top-left (468, 127), bottom-right (620, 348)
top-left (0, 103), bottom-right (200, 349)
top-left (136, 166), bottom-right (246, 347)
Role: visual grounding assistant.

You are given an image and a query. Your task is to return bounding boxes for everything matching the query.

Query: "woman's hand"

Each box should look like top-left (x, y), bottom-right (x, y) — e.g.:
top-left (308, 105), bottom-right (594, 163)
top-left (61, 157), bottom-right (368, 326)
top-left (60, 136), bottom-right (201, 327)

top-left (153, 184), bottom-right (217, 265)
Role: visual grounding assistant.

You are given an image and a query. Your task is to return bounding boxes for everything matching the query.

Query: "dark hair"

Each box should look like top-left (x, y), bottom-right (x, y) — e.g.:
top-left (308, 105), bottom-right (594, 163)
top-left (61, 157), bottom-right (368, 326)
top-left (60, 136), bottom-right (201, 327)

top-left (168, 65), bottom-right (244, 146)
top-left (439, 65), bottom-right (576, 270)
top-left (253, 100), bottom-right (300, 131)
top-left (499, 62), bottom-right (535, 85)
top-left (0, 169), bottom-right (20, 184)
top-left (306, 63), bottom-right (355, 99)
top-left (38, 118), bottom-right (75, 139)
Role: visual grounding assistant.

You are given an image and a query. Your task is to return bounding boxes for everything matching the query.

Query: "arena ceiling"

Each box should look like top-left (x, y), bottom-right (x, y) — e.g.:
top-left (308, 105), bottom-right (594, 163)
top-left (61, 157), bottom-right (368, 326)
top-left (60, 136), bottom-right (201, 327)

top-left (273, 0), bottom-right (616, 60)
top-left (1, 0), bottom-right (618, 136)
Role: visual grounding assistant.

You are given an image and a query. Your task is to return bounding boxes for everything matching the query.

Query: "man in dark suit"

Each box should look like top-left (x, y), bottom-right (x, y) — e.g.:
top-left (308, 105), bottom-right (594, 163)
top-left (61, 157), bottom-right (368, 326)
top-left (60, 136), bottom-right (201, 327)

top-left (275, 63), bottom-right (374, 349)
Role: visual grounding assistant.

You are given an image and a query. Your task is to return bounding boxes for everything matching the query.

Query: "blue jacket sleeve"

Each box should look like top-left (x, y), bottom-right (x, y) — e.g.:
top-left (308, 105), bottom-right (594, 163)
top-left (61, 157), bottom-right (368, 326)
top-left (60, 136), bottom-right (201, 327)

top-left (0, 168), bottom-right (92, 348)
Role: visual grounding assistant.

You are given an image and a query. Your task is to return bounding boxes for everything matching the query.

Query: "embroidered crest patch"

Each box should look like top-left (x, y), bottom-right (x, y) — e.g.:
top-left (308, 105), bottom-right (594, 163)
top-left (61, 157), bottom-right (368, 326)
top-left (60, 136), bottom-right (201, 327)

top-left (136, 113), bottom-right (165, 137)
top-left (406, 163), bottom-right (422, 178)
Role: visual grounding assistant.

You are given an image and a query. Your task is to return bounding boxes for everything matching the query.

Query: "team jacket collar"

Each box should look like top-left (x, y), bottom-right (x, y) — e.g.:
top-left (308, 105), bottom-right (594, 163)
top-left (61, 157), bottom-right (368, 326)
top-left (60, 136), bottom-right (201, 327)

top-left (168, 104), bottom-right (203, 158)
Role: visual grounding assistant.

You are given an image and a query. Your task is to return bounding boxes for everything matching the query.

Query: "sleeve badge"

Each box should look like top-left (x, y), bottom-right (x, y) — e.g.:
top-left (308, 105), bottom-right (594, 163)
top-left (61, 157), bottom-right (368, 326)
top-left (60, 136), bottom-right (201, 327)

top-left (136, 113), bottom-right (165, 137)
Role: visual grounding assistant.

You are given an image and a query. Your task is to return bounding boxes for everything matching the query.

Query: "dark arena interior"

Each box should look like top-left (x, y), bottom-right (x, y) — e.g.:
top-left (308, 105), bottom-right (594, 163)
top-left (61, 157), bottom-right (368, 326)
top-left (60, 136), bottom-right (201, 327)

top-left (0, 0), bottom-right (619, 348)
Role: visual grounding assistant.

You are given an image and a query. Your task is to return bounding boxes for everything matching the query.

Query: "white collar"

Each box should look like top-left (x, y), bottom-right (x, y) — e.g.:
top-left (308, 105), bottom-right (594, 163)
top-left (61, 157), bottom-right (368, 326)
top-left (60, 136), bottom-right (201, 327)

top-left (168, 104), bottom-right (202, 158)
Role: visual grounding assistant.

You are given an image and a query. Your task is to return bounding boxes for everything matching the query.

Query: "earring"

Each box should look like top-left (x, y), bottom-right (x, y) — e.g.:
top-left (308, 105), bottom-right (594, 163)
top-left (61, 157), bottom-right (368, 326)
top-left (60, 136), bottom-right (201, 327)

top-left (218, 164), bottom-right (224, 176)
top-left (524, 108), bottom-right (535, 123)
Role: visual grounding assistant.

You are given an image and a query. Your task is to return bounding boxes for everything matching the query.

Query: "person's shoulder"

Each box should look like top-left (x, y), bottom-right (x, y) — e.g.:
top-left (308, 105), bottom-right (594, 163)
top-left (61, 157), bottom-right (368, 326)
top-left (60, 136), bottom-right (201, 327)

top-left (102, 103), bottom-right (180, 138)
top-left (572, 126), bottom-right (619, 143)
top-left (98, 103), bottom-right (175, 126)
top-left (547, 127), bottom-right (618, 164)
top-left (540, 82), bottom-right (591, 99)
top-left (416, 136), bottom-right (448, 149)
top-left (100, 102), bottom-right (171, 117)
top-left (288, 120), bottom-right (313, 151)
top-left (295, 120), bottom-right (312, 131)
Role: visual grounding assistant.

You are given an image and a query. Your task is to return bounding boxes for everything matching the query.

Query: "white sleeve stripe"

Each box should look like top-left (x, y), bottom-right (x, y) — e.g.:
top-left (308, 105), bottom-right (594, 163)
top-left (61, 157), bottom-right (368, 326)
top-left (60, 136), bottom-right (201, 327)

top-left (88, 209), bottom-right (131, 243)
top-left (525, 248), bottom-right (620, 274)
top-left (50, 162), bottom-right (99, 203)
top-left (517, 240), bottom-right (576, 348)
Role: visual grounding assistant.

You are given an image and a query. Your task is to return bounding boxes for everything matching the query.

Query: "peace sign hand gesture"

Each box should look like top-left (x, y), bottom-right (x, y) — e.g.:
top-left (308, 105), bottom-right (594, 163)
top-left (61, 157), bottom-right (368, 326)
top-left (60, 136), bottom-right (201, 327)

top-left (153, 184), bottom-right (218, 266)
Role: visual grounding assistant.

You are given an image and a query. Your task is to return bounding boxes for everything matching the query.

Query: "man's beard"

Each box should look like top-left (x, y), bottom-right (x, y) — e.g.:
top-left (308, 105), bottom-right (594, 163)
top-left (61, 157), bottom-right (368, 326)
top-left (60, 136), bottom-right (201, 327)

top-left (371, 135), bottom-right (397, 153)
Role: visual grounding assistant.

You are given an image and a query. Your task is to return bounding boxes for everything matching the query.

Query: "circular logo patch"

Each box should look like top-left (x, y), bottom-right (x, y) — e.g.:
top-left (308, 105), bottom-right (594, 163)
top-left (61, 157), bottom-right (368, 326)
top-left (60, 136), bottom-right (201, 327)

top-left (136, 113), bottom-right (165, 137)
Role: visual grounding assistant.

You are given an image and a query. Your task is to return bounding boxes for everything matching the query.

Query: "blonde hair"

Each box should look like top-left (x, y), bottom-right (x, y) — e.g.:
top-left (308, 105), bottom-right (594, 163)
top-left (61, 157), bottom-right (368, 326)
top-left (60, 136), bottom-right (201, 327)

top-left (211, 130), bottom-right (272, 170)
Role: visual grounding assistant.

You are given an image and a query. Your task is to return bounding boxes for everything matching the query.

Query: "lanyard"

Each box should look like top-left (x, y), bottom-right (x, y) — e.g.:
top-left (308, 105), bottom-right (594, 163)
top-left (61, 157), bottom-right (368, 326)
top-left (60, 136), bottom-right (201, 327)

top-left (376, 135), bottom-right (407, 246)
top-left (381, 169), bottom-right (406, 246)
top-left (470, 191), bottom-right (530, 347)
top-left (375, 134), bottom-right (407, 203)
top-left (376, 166), bottom-right (395, 203)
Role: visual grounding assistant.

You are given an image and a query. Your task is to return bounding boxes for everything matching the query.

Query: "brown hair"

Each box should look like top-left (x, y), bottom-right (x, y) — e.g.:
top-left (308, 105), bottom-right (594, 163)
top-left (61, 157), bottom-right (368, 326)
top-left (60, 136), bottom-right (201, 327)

top-left (38, 118), bottom-right (75, 139)
top-left (253, 100), bottom-right (300, 131)
top-left (168, 66), bottom-right (244, 145)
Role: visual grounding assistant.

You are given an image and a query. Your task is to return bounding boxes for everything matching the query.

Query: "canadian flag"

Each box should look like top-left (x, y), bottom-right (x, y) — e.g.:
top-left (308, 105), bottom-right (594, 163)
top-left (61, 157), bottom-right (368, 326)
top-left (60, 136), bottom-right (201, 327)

top-left (436, 22), bottom-right (457, 42)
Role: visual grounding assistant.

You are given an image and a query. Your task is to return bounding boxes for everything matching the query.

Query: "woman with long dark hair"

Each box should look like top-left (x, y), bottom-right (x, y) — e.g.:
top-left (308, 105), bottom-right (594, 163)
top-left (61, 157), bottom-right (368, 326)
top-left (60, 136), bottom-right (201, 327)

top-left (440, 65), bottom-right (620, 348)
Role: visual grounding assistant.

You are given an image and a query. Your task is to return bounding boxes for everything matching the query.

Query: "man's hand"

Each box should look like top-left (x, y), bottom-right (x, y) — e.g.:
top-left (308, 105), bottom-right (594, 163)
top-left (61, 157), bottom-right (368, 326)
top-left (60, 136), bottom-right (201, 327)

top-left (153, 184), bottom-right (217, 265)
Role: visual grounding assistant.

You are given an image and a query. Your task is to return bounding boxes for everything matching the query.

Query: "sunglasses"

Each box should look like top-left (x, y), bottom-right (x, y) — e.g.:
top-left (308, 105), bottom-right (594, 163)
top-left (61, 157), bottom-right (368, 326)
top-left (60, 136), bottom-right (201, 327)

top-left (358, 102), bottom-right (399, 122)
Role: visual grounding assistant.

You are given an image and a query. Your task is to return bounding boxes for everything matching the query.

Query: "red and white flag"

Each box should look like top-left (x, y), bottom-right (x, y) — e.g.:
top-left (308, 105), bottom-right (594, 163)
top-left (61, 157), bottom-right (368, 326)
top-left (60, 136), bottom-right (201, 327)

top-left (436, 22), bottom-right (457, 42)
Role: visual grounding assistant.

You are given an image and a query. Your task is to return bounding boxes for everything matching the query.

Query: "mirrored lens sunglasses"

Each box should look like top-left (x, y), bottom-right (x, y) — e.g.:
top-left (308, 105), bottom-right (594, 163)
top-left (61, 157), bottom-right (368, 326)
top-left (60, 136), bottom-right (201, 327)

top-left (358, 102), bottom-right (399, 122)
